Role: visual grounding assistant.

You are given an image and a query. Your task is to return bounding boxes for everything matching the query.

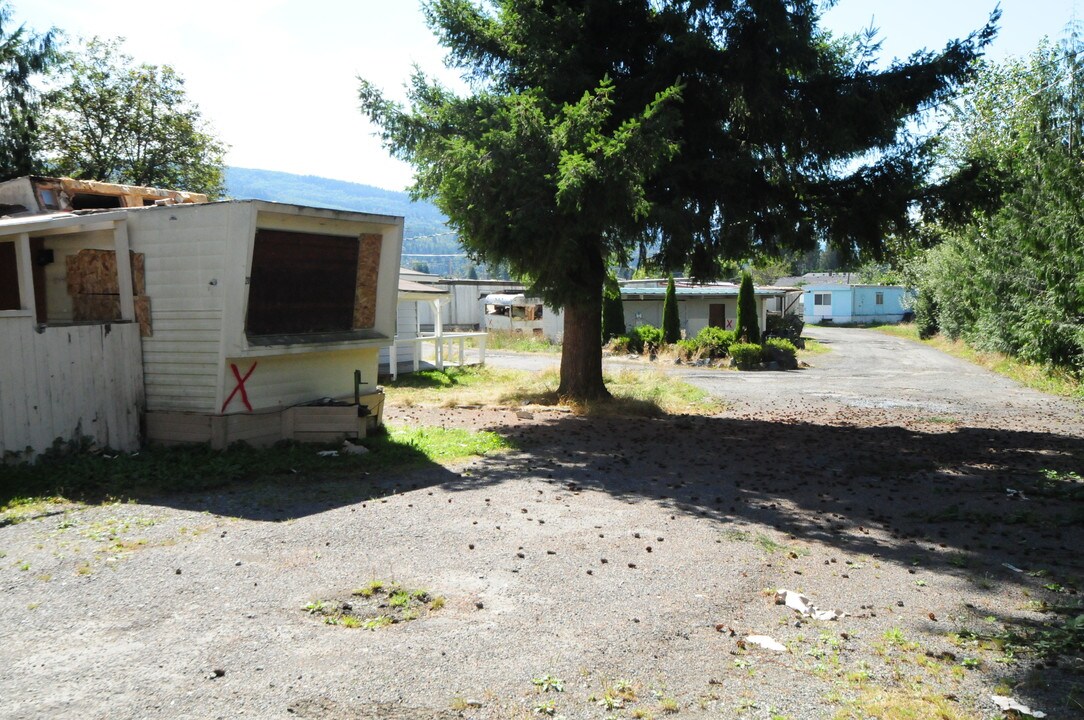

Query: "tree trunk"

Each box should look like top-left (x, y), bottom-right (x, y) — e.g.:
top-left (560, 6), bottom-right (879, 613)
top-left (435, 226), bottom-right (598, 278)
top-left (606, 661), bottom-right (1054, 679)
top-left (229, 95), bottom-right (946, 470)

top-left (558, 285), bottom-right (611, 401)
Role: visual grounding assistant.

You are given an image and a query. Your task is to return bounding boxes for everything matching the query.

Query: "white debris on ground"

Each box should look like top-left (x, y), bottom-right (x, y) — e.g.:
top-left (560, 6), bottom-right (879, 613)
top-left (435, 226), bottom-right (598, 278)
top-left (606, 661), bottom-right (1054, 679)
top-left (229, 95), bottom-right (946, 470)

top-left (991, 695), bottom-right (1046, 717)
top-left (745, 635), bottom-right (788, 652)
top-left (775, 589), bottom-right (846, 621)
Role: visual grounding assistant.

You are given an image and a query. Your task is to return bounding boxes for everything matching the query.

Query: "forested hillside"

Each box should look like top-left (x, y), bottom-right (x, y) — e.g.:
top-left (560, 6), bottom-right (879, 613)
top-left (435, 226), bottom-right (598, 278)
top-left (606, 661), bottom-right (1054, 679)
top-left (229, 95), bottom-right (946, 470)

top-left (225, 167), bottom-right (475, 276)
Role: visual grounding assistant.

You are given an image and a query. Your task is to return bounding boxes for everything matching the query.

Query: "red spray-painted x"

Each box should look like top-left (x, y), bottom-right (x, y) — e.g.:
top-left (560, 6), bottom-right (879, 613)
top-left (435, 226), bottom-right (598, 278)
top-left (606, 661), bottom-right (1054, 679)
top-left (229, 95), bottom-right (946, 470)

top-left (221, 362), bottom-right (258, 413)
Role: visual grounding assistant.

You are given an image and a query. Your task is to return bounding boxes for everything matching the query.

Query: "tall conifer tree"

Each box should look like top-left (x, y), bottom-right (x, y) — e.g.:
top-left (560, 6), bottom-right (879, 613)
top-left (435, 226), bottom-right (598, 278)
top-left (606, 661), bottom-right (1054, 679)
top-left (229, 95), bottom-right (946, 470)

top-left (361, 0), bottom-right (997, 399)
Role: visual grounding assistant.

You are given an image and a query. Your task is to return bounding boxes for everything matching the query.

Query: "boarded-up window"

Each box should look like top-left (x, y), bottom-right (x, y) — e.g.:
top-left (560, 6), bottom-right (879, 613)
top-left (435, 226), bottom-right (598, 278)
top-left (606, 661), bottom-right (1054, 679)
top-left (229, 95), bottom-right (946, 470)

top-left (0, 242), bottom-right (19, 310)
top-left (247, 229), bottom-right (362, 336)
top-left (66, 249), bottom-right (151, 335)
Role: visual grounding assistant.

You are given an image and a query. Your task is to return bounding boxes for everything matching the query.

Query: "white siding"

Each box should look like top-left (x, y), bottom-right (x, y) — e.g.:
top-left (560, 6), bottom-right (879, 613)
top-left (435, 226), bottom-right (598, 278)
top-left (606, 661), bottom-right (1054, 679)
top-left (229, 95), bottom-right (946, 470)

top-left (0, 317), bottom-right (143, 457)
top-left (126, 203), bottom-right (231, 413)
top-left (220, 348), bottom-right (379, 414)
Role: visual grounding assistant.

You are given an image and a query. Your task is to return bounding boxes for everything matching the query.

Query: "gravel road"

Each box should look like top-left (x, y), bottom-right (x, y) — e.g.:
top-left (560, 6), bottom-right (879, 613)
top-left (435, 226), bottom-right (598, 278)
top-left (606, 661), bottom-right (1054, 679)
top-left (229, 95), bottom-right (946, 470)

top-left (1, 327), bottom-right (1081, 720)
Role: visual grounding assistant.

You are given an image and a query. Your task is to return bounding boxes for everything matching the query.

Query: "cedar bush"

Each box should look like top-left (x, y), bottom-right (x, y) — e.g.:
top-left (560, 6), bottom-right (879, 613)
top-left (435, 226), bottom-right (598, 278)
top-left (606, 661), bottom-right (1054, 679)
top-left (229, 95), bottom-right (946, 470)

top-left (662, 275), bottom-right (681, 344)
top-left (693, 326), bottom-right (736, 357)
top-left (765, 313), bottom-right (804, 342)
top-left (763, 338), bottom-right (798, 369)
top-left (631, 324), bottom-right (664, 354)
top-left (601, 273), bottom-right (626, 341)
top-left (729, 342), bottom-right (763, 367)
top-left (735, 272), bottom-right (761, 344)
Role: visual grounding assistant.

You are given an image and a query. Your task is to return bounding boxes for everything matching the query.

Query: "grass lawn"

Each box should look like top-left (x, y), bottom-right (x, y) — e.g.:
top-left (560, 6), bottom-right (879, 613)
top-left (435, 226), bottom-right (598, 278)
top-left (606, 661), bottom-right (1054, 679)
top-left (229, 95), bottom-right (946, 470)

top-left (471, 330), bottom-right (561, 353)
top-left (384, 365), bottom-right (723, 416)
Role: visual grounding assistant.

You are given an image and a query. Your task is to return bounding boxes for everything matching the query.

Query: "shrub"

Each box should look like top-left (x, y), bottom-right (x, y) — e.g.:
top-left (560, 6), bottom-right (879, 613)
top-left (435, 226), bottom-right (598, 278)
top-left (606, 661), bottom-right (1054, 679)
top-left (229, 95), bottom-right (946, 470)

top-left (693, 326), bottom-right (735, 357)
top-left (602, 274), bottom-right (626, 341)
top-left (729, 342), bottom-right (763, 368)
top-left (765, 313), bottom-right (804, 342)
top-left (735, 272), bottom-right (761, 343)
top-left (675, 338), bottom-right (699, 360)
top-left (608, 335), bottom-right (633, 354)
top-left (662, 275), bottom-right (681, 344)
top-left (631, 324), bottom-right (664, 355)
top-left (762, 338), bottom-right (798, 369)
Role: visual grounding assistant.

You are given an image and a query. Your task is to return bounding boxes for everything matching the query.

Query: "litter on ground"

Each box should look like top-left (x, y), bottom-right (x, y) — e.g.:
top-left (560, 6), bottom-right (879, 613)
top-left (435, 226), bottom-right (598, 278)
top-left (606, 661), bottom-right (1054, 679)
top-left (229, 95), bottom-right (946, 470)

top-left (775, 589), bottom-right (846, 621)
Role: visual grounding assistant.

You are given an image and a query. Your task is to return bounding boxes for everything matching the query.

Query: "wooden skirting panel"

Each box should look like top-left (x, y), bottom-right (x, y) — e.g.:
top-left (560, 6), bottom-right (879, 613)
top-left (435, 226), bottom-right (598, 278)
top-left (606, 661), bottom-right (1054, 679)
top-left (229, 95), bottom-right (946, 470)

top-left (146, 392), bottom-right (384, 450)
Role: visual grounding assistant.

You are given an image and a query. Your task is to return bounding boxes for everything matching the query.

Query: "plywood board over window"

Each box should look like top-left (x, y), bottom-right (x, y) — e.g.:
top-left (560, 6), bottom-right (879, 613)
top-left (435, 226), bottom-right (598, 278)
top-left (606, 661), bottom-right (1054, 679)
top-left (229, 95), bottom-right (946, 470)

top-left (353, 233), bottom-right (382, 329)
top-left (66, 249), bottom-right (151, 335)
top-left (247, 229), bottom-right (360, 336)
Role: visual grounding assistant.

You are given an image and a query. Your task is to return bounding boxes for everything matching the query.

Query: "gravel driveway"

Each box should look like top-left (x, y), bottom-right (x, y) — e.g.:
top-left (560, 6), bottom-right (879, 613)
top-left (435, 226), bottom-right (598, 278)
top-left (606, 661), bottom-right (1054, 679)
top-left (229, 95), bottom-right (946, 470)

top-left (1, 328), bottom-right (1081, 720)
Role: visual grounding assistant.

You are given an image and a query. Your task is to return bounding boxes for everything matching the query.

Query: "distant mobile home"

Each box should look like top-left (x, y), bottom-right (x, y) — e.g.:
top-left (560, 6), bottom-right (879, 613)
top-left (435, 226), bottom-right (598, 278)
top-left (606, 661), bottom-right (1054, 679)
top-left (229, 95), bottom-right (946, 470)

top-left (620, 282), bottom-right (800, 338)
top-left (803, 284), bottom-right (911, 324)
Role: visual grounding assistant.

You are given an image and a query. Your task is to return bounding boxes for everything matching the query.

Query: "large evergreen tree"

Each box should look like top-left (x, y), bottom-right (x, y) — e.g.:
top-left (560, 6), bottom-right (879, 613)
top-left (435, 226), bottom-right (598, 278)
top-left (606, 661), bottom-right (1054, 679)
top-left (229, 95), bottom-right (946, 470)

top-left (0, 1), bottom-right (57, 180)
top-left (360, 0), bottom-right (996, 399)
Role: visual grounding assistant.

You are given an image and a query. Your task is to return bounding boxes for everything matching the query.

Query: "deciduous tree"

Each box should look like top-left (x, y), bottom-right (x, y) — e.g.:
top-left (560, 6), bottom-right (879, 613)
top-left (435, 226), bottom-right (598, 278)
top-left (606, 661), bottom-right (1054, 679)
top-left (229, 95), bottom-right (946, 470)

top-left (42, 38), bottom-right (226, 196)
top-left (360, 0), bottom-right (996, 399)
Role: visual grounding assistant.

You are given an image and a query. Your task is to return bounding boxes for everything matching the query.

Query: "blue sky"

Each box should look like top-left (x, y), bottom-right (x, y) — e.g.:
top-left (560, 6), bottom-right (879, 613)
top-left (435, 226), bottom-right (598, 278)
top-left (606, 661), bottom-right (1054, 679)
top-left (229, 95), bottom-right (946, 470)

top-left (15, 1), bottom-right (1082, 190)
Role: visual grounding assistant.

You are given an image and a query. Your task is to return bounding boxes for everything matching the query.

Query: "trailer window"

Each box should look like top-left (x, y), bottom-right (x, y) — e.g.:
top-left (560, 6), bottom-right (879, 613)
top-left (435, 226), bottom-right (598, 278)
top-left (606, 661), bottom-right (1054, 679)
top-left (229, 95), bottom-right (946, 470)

top-left (0, 241), bottom-right (19, 310)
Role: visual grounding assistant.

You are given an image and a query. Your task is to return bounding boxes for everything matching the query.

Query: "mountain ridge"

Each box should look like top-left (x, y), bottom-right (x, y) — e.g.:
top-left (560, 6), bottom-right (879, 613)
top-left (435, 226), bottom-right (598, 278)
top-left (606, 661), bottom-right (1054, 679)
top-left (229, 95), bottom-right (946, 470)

top-left (225, 166), bottom-right (471, 275)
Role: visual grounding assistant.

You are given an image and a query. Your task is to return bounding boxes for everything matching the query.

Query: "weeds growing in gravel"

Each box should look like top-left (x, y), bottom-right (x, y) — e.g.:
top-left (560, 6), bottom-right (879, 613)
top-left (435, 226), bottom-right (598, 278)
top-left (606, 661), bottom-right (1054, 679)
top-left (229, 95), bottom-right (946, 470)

top-left (306, 580), bottom-right (444, 630)
top-left (0, 425), bottom-right (512, 515)
top-left (531, 674), bottom-right (564, 693)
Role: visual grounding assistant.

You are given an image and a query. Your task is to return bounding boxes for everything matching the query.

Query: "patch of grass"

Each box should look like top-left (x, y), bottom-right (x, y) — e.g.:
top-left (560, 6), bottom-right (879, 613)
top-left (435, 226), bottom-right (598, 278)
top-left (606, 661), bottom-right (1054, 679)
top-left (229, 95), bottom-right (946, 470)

top-left (478, 330), bottom-right (561, 354)
top-left (658, 696), bottom-right (680, 714)
top-left (387, 426), bottom-right (511, 463)
top-left (0, 424), bottom-right (513, 512)
top-left (352, 580), bottom-right (385, 598)
top-left (387, 365), bottom-right (722, 417)
top-left (832, 688), bottom-right (981, 720)
top-left (872, 324), bottom-right (1083, 399)
top-left (957, 604), bottom-right (1084, 663)
top-left (797, 338), bottom-right (830, 356)
top-left (307, 580), bottom-right (445, 630)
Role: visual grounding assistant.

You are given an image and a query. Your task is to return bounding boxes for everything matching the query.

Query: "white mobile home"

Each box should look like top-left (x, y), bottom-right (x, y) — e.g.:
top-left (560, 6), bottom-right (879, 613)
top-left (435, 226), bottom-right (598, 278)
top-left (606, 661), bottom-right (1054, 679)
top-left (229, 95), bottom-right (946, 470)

top-left (620, 283), bottom-right (799, 338)
top-left (1, 198), bottom-right (403, 454)
top-left (130, 200), bottom-right (402, 447)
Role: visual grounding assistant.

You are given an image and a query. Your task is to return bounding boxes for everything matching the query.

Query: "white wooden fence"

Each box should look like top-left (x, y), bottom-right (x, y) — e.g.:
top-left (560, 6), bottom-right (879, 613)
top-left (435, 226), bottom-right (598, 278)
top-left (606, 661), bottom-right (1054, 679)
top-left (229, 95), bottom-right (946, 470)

top-left (0, 317), bottom-right (144, 459)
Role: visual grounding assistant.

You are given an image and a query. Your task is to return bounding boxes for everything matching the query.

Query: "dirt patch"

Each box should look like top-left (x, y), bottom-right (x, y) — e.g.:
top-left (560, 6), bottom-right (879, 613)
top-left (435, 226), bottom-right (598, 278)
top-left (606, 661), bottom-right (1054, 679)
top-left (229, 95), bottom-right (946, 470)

top-left (302, 580), bottom-right (446, 629)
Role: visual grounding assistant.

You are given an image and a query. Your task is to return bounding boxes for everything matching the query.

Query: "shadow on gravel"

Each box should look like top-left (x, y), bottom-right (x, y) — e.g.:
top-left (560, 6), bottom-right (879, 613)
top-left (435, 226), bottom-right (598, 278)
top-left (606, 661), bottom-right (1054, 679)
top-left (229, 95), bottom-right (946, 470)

top-left (0, 435), bottom-right (462, 524)
top-left (459, 413), bottom-right (1084, 587)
